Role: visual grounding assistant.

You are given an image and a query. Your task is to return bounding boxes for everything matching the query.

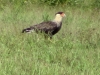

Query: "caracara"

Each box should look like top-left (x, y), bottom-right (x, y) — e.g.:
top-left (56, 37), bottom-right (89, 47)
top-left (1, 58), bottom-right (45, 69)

top-left (22, 12), bottom-right (66, 39)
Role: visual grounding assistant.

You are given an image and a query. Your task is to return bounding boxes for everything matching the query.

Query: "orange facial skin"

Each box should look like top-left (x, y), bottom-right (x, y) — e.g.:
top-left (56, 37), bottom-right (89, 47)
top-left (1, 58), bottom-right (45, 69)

top-left (61, 13), bottom-right (66, 17)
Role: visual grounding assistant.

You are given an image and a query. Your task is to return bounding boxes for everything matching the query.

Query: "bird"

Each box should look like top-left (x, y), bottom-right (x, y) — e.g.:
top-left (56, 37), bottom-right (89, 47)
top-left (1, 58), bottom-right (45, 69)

top-left (22, 12), bottom-right (66, 39)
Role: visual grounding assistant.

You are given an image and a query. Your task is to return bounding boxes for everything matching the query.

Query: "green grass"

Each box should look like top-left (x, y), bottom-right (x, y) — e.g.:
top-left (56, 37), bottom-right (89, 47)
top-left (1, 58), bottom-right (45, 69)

top-left (0, 5), bottom-right (100, 75)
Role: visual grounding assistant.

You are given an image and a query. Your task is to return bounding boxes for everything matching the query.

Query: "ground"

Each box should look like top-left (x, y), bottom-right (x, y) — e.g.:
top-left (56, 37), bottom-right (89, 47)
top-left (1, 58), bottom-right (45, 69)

top-left (0, 5), bottom-right (100, 75)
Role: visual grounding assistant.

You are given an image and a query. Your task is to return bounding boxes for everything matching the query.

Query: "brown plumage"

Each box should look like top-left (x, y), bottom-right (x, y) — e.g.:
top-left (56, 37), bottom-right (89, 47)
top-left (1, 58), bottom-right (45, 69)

top-left (22, 12), bottom-right (66, 39)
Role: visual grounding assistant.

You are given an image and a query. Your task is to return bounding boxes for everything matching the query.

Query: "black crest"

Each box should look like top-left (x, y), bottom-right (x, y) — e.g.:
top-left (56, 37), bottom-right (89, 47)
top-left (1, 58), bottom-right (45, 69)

top-left (55, 12), bottom-right (64, 15)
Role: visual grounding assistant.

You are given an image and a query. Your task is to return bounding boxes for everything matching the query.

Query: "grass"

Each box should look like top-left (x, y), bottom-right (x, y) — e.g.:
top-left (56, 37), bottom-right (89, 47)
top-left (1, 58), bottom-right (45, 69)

top-left (0, 5), bottom-right (100, 75)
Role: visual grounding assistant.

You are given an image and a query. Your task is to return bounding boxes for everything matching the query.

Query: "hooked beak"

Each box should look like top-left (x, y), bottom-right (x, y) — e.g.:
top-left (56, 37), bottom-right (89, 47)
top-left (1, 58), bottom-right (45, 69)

top-left (61, 13), bottom-right (66, 17)
top-left (63, 14), bottom-right (66, 17)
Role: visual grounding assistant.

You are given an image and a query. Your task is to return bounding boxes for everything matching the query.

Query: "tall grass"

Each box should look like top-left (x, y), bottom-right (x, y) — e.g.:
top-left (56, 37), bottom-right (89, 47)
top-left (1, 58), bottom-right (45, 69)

top-left (0, 0), bottom-right (100, 9)
top-left (0, 4), bottom-right (100, 75)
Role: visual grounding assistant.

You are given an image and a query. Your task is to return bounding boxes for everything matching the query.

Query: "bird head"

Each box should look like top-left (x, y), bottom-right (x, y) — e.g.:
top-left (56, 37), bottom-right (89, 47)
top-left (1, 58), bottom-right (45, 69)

top-left (53, 12), bottom-right (66, 24)
top-left (55, 12), bottom-right (66, 18)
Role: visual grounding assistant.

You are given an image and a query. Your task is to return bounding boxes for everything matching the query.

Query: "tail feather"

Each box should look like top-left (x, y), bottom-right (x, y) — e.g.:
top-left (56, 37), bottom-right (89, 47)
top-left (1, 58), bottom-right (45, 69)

top-left (22, 27), bottom-right (34, 33)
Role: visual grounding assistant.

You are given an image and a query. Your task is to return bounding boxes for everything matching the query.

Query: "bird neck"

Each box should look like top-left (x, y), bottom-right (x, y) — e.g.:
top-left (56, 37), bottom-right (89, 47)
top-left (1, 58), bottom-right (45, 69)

top-left (53, 16), bottom-right (62, 24)
top-left (53, 15), bottom-right (62, 27)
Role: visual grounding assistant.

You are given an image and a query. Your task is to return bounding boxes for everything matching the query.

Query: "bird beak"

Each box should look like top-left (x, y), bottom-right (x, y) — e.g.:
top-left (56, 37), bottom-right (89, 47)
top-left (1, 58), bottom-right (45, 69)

top-left (61, 13), bottom-right (66, 17)
top-left (63, 14), bottom-right (66, 17)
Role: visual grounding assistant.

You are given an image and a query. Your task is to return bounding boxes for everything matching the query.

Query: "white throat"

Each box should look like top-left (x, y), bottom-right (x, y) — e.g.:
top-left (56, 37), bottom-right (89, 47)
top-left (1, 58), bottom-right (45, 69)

top-left (53, 14), bottom-right (62, 23)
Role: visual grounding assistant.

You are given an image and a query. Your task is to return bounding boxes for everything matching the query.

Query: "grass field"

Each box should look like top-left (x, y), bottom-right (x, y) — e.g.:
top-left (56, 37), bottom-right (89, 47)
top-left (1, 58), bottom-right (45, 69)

top-left (0, 5), bottom-right (100, 75)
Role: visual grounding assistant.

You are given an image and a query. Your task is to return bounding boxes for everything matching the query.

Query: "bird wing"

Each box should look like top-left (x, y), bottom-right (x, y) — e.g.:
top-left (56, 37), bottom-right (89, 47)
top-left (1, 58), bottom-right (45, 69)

top-left (31, 21), bottom-right (57, 32)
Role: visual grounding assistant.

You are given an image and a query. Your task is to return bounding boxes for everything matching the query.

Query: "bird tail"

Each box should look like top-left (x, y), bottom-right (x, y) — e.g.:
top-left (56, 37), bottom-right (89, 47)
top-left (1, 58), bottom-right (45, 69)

top-left (22, 27), bottom-right (34, 33)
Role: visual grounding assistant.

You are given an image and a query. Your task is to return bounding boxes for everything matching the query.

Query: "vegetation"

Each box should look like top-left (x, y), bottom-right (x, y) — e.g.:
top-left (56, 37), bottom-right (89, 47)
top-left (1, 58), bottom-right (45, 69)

top-left (0, 0), bottom-right (100, 9)
top-left (0, 0), bottom-right (100, 75)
